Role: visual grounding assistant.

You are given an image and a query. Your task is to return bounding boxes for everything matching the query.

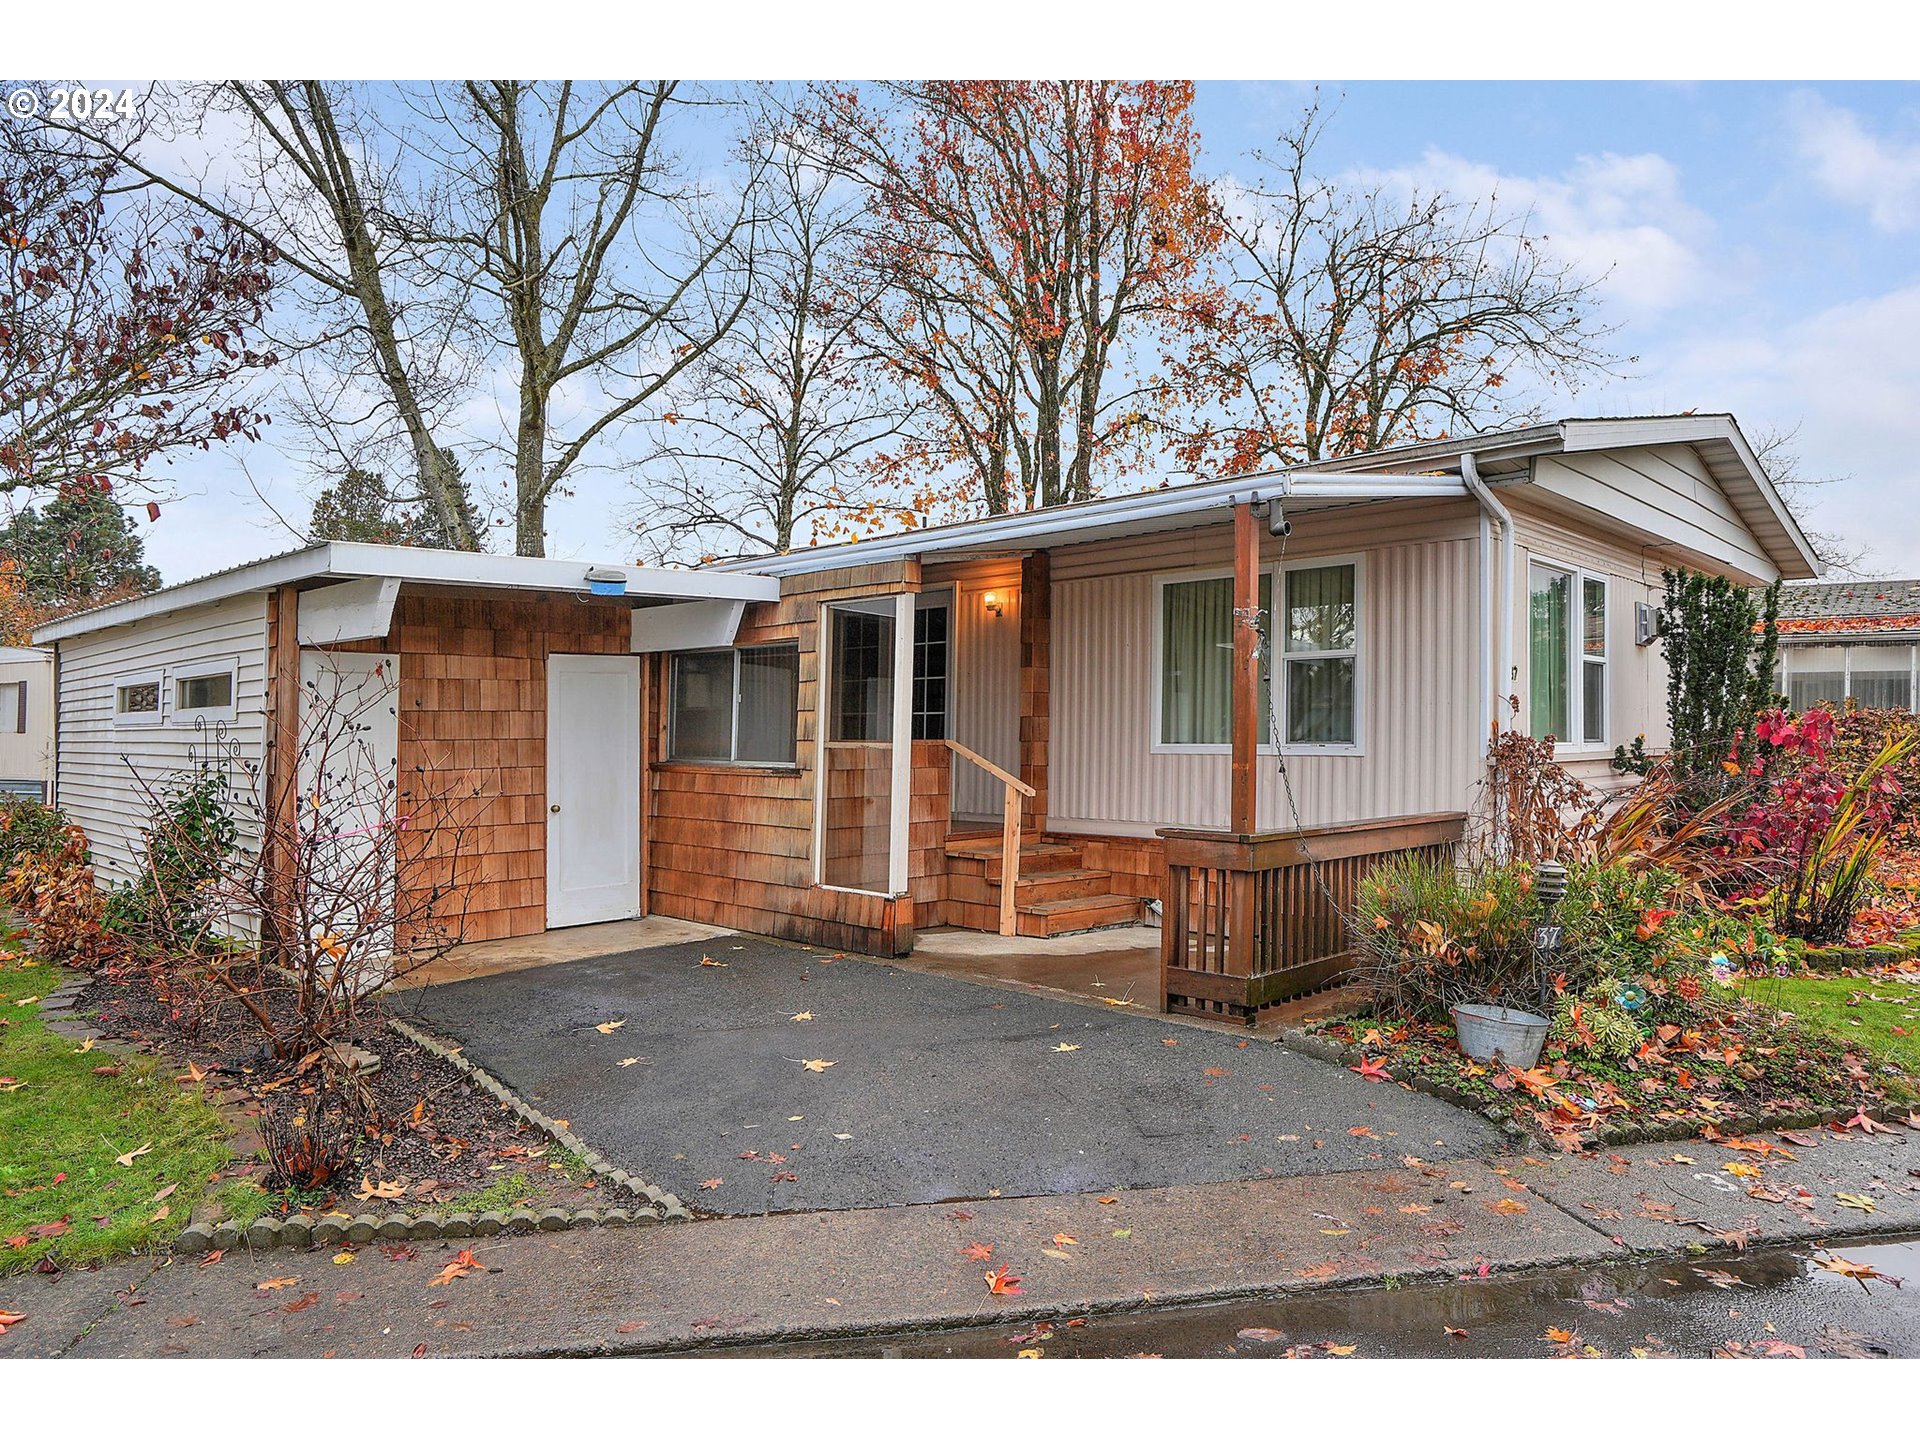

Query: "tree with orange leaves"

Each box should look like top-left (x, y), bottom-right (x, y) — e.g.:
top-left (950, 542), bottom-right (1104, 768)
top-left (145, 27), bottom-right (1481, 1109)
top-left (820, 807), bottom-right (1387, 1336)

top-left (1169, 99), bottom-right (1615, 475)
top-left (813, 81), bottom-right (1223, 516)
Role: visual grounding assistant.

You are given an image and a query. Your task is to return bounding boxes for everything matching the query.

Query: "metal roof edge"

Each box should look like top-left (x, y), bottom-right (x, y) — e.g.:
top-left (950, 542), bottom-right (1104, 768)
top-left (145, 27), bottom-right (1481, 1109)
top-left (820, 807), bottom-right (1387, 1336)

top-left (32, 542), bottom-right (780, 644)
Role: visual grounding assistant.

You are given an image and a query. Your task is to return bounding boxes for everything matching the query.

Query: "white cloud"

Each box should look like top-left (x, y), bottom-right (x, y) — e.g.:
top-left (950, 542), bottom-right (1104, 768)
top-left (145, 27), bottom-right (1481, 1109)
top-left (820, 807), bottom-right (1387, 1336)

top-left (1350, 147), bottom-right (1716, 314)
top-left (1592, 281), bottom-right (1920, 571)
top-left (1788, 91), bottom-right (1920, 233)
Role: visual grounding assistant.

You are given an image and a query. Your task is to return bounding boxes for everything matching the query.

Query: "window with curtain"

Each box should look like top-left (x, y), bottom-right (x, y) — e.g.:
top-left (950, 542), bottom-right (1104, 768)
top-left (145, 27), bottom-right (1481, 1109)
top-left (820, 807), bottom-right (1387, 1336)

top-left (668, 645), bottom-right (799, 764)
top-left (1282, 562), bottom-right (1358, 746)
top-left (1784, 643), bottom-right (1847, 711)
top-left (1529, 563), bottom-right (1572, 742)
top-left (1847, 644), bottom-right (1914, 711)
top-left (1159, 573), bottom-right (1271, 746)
top-left (1530, 562), bottom-right (1608, 745)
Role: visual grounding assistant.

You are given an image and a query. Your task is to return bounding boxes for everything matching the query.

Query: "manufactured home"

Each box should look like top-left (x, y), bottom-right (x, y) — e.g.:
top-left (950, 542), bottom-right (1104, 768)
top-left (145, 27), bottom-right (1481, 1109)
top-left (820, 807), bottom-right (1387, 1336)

top-left (1775, 577), bottom-right (1920, 713)
top-left (34, 415), bottom-right (1819, 1021)
top-left (0, 646), bottom-right (54, 800)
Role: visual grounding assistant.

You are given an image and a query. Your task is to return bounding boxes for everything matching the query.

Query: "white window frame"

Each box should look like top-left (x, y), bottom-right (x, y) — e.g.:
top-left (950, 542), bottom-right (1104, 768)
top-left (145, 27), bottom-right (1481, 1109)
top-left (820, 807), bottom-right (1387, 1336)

top-left (665, 643), bottom-right (800, 768)
top-left (112, 669), bottom-right (166, 727)
top-left (1275, 553), bottom-right (1366, 755)
top-left (1150, 565), bottom-right (1273, 757)
top-left (1149, 555), bottom-right (1366, 757)
top-left (1527, 559), bottom-right (1610, 754)
top-left (171, 659), bottom-right (240, 727)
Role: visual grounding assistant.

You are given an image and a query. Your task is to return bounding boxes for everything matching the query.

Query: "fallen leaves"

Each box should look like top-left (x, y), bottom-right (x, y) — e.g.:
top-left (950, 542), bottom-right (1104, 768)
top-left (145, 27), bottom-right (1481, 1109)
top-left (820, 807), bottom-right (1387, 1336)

top-left (1052, 1043), bottom-right (1080, 1052)
top-left (1833, 1192), bottom-right (1878, 1213)
top-left (0, 1309), bottom-right (25, 1336)
top-left (1691, 1268), bottom-right (1747, 1289)
top-left (429, 1249), bottom-right (482, 1286)
top-left (698, 956), bottom-right (727, 968)
top-left (113, 1142), bottom-right (152, 1167)
top-left (984, 1264), bottom-right (1023, 1296)
top-left (698, 1177), bottom-right (723, 1190)
top-left (355, 1178), bottom-right (407, 1202)
top-left (1484, 1197), bottom-right (1529, 1215)
top-left (594, 1019), bottom-right (626, 1034)
top-left (1816, 1253), bottom-right (1904, 1288)
top-left (960, 1242), bottom-right (994, 1261)
top-left (1349, 1056), bottom-right (1391, 1083)
top-left (1840, 1108), bottom-right (1894, 1135)
top-left (789, 1012), bottom-right (814, 1022)
top-left (254, 1276), bottom-right (301, 1292)
top-left (1237, 1326), bottom-right (1285, 1343)
top-left (1050, 1233), bottom-right (1078, 1247)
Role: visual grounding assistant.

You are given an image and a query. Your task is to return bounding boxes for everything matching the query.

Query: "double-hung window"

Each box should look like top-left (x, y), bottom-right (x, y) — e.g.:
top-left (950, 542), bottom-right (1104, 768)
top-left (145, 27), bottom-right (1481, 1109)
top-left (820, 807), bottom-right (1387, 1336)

top-left (1279, 560), bottom-right (1360, 748)
top-left (667, 644), bottom-right (799, 765)
top-left (1158, 571), bottom-right (1272, 747)
top-left (1528, 561), bottom-right (1608, 747)
top-left (1156, 558), bottom-right (1362, 751)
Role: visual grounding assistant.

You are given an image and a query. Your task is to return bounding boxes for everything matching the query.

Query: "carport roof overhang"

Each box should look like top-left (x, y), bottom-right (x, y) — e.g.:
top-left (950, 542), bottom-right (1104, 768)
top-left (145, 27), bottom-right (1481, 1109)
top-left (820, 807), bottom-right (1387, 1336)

top-left (31, 540), bottom-right (782, 644)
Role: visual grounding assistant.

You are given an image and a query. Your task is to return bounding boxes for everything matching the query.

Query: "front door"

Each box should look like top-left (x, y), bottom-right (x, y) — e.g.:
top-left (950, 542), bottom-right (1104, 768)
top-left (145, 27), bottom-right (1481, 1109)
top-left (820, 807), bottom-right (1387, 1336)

top-left (546, 654), bottom-right (642, 928)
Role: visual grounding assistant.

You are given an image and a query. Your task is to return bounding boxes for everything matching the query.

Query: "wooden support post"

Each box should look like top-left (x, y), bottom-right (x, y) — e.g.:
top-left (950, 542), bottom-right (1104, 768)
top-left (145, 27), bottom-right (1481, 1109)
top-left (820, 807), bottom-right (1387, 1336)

top-left (1018, 551), bottom-right (1050, 836)
top-left (264, 584), bottom-right (302, 961)
top-left (999, 783), bottom-right (1020, 938)
top-left (1231, 501), bottom-right (1260, 836)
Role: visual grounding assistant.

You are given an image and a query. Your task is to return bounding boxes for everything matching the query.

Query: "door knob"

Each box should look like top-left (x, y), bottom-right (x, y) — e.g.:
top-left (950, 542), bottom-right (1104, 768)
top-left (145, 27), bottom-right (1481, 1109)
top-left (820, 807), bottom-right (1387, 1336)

top-left (550, 804), bottom-right (561, 813)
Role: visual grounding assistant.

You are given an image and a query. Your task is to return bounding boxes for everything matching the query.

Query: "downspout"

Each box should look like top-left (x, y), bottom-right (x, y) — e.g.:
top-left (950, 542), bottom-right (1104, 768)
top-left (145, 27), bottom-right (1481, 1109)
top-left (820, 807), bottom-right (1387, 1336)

top-left (1462, 451), bottom-right (1515, 755)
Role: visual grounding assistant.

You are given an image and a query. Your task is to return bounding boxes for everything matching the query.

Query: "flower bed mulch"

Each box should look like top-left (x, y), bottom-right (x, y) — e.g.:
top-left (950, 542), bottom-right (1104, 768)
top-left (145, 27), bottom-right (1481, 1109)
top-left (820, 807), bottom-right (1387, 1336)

top-left (75, 959), bottom-right (618, 1225)
top-left (1305, 997), bottom-right (1915, 1153)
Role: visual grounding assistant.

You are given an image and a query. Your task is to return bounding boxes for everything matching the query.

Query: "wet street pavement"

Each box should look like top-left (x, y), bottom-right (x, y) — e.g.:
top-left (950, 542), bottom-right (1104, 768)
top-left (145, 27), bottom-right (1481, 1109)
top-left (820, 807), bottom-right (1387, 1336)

top-left (741, 1234), bottom-right (1920, 1357)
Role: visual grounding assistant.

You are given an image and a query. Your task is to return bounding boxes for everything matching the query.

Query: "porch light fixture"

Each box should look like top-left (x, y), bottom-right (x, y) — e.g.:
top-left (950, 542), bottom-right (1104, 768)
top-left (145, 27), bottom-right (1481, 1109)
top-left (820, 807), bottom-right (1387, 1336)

top-left (982, 591), bottom-right (1005, 618)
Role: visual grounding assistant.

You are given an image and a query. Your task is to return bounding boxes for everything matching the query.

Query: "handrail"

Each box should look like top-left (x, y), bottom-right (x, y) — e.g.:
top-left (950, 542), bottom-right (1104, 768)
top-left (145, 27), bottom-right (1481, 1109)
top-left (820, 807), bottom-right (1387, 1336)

top-left (943, 738), bottom-right (1036, 797)
top-left (943, 737), bottom-right (1030, 935)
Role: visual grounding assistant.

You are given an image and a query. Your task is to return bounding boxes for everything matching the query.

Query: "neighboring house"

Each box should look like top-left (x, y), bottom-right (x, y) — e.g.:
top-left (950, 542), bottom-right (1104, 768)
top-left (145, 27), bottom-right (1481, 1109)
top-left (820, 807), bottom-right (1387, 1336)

top-left (0, 646), bottom-right (54, 799)
top-left (1776, 578), bottom-right (1920, 713)
top-left (34, 414), bottom-right (1819, 1022)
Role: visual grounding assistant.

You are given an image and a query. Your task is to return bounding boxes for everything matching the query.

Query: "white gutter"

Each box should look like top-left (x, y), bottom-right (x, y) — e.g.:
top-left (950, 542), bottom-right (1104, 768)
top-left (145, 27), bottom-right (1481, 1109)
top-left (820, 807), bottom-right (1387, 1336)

top-left (718, 472), bottom-right (1469, 577)
top-left (33, 541), bottom-right (782, 643)
top-left (1461, 451), bottom-right (1515, 753)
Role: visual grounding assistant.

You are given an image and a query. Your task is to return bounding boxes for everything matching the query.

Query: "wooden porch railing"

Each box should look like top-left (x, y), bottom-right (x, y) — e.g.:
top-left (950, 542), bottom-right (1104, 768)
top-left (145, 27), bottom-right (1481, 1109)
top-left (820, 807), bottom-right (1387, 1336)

top-left (1158, 812), bottom-right (1466, 1023)
top-left (944, 738), bottom-right (1036, 936)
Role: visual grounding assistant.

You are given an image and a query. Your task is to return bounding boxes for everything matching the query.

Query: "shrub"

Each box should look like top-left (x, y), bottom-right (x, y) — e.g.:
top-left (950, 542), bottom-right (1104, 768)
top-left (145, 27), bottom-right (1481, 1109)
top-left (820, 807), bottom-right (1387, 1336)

top-left (1659, 568), bottom-right (1779, 786)
top-left (0, 794), bottom-right (79, 874)
top-left (1727, 707), bottom-right (1912, 944)
top-left (2, 821), bottom-right (106, 967)
top-left (108, 766), bottom-right (241, 944)
top-left (1355, 855), bottom-right (1548, 1021)
top-left (1829, 703), bottom-right (1920, 832)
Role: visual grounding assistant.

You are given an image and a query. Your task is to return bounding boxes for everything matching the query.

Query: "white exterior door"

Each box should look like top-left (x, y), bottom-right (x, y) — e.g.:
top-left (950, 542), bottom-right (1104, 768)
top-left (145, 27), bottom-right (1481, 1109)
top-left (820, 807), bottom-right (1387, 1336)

top-left (546, 654), bottom-right (642, 928)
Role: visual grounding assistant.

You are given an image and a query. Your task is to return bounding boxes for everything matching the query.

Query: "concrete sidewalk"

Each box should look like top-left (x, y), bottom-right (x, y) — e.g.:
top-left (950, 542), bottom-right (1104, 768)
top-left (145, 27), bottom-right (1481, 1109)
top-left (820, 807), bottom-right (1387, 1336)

top-left (5, 1126), bottom-right (1913, 1358)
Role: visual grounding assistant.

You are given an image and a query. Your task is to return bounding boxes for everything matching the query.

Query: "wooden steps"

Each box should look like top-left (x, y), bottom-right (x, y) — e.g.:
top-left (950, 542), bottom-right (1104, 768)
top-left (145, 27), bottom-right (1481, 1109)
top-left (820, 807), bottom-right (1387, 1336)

top-left (943, 835), bottom-right (1144, 937)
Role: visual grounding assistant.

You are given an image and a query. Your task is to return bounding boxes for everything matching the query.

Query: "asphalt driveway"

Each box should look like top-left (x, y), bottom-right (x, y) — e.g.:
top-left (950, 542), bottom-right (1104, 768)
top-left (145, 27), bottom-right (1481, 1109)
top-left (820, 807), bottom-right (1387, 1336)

top-left (395, 934), bottom-right (1506, 1215)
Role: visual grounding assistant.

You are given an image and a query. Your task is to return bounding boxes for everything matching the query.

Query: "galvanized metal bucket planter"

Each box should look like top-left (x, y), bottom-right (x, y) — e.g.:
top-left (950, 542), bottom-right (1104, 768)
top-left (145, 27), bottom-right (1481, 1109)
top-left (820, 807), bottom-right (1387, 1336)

top-left (1450, 1002), bottom-right (1550, 1069)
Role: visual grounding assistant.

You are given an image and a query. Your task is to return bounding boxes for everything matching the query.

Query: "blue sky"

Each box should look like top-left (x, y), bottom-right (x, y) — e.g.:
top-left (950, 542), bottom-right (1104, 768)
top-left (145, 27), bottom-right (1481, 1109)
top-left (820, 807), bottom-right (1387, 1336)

top-left (119, 80), bottom-right (1920, 582)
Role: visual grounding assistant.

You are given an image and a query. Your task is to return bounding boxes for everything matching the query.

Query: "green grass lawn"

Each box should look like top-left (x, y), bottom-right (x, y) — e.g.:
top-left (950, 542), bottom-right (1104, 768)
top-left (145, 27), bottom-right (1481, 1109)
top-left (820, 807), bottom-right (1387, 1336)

top-left (1, 941), bottom-right (234, 1274)
top-left (1744, 973), bottom-right (1920, 1086)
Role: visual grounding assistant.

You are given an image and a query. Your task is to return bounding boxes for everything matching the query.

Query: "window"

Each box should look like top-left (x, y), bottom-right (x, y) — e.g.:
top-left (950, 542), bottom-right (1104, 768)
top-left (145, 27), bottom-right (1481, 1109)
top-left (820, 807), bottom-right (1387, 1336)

top-left (1157, 572), bottom-right (1272, 747)
top-left (0, 681), bottom-right (23, 734)
top-left (171, 661), bottom-right (238, 724)
top-left (1280, 561), bottom-right (1359, 747)
top-left (1782, 642), bottom-right (1919, 713)
top-left (1529, 561), bottom-right (1608, 747)
top-left (830, 606), bottom-right (895, 742)
top-left (113, 672), bottom-right (163, 725)
top-left (667, 645), bottom-right (799, 765)
top-left (911, 601), bottom-right (949, 741)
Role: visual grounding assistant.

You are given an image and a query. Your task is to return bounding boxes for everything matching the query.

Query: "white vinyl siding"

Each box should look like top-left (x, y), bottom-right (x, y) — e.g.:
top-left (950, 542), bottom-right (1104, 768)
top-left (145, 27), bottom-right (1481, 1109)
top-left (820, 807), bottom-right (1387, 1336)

top-left (53, 593), bottom-right (270, 886)
top-left (1052, 525), bottom-right (1479, 834)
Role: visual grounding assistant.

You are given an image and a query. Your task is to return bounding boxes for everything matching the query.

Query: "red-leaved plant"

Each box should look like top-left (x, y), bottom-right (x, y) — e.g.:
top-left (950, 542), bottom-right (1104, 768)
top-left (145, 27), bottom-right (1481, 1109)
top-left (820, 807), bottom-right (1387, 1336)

top-left (1727, 707), bottom-right (1912, 943)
